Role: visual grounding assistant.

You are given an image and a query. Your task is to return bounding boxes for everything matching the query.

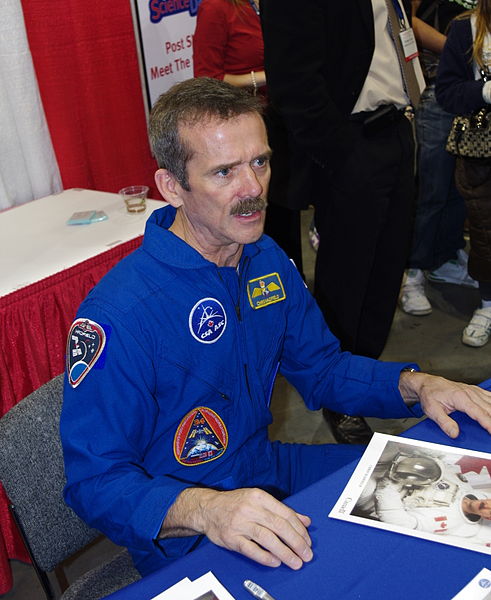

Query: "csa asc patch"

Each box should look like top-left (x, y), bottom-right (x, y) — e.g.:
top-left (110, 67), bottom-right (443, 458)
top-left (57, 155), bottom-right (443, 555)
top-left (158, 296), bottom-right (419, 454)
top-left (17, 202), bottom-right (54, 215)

top-left (189, 297), bottom-right (227, 344)
top-left (67, 318), bottom-right (106, 388)
top-left (247, 272), bottom-right (286, 309)
top-left (174, 407), bottom-right (228, 466)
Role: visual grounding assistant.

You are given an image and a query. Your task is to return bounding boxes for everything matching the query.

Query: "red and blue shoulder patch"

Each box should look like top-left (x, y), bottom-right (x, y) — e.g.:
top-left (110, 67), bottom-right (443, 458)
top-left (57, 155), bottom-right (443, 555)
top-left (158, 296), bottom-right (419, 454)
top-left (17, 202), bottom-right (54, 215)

top-left (66, 318), bottom-right (107, 388)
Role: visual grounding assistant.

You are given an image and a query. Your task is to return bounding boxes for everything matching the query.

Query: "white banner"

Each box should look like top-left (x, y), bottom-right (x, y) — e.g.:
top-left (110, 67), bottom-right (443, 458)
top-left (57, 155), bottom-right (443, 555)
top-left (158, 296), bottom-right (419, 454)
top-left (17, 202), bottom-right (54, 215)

top-left (131, 0), bottom-right (201, 114)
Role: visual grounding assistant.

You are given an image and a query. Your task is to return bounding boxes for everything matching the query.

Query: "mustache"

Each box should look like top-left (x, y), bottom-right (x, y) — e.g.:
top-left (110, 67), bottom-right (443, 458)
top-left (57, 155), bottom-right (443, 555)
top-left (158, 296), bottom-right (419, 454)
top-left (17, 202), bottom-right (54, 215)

top-left (230, 197), bottom-right (267, 216)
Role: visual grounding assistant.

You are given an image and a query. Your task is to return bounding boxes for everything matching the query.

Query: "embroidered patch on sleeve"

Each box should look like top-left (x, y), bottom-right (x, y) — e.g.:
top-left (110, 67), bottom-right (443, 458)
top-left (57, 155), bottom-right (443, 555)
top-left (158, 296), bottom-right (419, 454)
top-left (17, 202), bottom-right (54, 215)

top-left (247, 272), bottom-right (286, 309)
top-left (173, 407), bottom-right (228, 466)
top-left (66, 318), bottom-right (106, 388)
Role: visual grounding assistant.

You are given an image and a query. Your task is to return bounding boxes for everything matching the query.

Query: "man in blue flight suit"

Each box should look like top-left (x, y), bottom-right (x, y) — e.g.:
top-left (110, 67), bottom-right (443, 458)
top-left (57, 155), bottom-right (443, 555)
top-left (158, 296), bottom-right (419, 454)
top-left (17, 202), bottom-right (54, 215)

top-left (62, 77), bottom-right (491, 577)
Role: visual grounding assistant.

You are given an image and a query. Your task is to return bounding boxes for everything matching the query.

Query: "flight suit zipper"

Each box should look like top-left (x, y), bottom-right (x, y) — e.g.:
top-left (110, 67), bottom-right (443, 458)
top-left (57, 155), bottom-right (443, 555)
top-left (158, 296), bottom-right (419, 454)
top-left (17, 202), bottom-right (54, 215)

top-left (215, 257), bottom-right (252, 401)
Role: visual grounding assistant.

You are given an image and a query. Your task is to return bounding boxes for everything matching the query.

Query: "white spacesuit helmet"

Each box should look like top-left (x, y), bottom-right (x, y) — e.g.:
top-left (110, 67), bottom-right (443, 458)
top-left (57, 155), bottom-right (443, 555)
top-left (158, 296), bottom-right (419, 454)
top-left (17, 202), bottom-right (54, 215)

top-left (388, 454), bottom-right (443, 486)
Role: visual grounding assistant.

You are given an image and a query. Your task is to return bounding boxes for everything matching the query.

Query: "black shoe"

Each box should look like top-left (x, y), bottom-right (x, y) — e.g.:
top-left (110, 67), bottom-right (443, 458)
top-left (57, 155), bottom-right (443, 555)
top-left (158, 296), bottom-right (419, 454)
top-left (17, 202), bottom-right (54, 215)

top-left (322, 408), bottom-right (373, 445)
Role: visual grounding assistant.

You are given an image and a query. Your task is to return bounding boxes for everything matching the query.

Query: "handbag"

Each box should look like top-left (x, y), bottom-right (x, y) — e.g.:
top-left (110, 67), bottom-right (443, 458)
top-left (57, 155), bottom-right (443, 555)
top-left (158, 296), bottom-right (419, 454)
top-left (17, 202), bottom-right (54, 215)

top-left (446, 107), bottom-right (491, 158)
top-left (446, 67), bottom-right (491, 158)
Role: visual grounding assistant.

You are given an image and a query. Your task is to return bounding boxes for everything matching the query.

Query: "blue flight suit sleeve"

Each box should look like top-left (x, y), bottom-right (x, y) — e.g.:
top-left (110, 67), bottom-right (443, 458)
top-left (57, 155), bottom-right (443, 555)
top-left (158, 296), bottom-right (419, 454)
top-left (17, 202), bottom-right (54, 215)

top-left (61, 302), bottom-right (196, 561)
top-left (279, 263), bottom-right (423, 419)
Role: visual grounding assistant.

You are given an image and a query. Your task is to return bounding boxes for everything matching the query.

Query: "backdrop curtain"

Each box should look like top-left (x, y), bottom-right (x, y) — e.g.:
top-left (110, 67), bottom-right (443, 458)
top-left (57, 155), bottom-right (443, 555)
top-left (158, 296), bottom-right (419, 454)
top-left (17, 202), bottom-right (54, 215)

top-left (0, 0), bottom-right (62, 210)
top-left (0, 3), bottom-right (160, 592)
top-left (21, 0), bottom-right (157, 196)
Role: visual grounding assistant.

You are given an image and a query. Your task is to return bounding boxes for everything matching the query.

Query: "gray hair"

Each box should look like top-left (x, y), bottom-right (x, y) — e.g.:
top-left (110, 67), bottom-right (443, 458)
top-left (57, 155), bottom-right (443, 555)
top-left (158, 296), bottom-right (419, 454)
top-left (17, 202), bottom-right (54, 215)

top-left (149, 77), bottom-right (263, 190)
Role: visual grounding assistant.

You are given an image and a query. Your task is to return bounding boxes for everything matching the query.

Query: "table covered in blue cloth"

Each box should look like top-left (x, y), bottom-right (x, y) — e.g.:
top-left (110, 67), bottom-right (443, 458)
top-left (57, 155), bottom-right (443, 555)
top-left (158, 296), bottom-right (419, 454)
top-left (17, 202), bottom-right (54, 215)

top-left (105, 384), bottom-right (491, 600)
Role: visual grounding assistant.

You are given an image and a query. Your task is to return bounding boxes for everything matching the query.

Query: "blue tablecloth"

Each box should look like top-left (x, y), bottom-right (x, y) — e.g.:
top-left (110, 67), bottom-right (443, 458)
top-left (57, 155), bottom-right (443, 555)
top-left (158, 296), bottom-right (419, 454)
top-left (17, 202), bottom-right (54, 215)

top-left (106, 408), bottom-right (491, 600)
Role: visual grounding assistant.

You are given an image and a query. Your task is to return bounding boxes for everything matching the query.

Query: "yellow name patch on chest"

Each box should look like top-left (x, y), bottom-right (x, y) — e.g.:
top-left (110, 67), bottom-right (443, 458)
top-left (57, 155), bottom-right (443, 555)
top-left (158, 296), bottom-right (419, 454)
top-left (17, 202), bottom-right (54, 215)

top-left (247, 272), bottom-right (286, 309)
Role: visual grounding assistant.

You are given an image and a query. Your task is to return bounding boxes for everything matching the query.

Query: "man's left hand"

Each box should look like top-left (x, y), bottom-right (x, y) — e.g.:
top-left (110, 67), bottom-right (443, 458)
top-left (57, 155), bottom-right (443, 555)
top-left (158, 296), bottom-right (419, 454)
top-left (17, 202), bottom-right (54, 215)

top-left (399, 371), bottom-right (491, 438)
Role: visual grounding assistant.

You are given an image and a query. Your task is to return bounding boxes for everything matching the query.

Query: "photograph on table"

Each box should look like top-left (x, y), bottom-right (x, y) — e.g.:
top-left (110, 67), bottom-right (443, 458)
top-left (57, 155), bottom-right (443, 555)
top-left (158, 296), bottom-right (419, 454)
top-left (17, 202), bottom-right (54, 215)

top-left (330, 433), bottom-right (491, 555)
top-left (150, 571), bottom-right (235, 600)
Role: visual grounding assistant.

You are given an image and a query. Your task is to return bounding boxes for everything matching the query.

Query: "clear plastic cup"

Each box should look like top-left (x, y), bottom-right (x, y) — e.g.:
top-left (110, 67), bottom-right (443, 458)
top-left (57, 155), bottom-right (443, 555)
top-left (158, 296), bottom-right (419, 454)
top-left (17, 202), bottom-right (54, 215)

top-left (119, 185), bottom-right (149, 214)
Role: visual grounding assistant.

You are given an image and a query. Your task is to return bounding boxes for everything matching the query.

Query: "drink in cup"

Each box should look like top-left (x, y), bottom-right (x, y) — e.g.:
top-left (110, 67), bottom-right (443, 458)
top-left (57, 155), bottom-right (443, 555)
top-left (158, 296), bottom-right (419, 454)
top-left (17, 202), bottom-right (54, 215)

top-left (119, 186), bottom-right (149, 213)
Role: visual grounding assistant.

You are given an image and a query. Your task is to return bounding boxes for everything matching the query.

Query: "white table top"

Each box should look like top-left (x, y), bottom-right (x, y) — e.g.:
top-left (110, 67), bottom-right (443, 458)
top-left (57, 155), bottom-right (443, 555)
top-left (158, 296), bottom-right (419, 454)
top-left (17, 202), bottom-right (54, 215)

top-left (0, 188), bottom-right (165, 297)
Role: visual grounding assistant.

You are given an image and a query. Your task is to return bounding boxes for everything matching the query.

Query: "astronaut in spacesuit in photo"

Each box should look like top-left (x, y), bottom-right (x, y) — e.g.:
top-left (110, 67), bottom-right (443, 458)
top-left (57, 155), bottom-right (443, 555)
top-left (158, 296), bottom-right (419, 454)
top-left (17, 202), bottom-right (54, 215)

top-left (373, 454), bottom-right (491, 544)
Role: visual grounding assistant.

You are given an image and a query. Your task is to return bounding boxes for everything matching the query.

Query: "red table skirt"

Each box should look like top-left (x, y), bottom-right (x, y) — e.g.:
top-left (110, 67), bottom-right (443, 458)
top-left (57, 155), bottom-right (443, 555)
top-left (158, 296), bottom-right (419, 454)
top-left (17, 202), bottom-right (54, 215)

top-left (0, 236), bottom-right (142, 595)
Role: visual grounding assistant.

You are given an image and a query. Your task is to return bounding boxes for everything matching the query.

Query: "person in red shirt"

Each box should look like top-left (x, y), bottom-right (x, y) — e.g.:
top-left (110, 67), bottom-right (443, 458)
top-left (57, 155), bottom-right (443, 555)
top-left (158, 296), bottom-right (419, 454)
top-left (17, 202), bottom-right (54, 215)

top-left (193, 0), bottom-right (266, 92)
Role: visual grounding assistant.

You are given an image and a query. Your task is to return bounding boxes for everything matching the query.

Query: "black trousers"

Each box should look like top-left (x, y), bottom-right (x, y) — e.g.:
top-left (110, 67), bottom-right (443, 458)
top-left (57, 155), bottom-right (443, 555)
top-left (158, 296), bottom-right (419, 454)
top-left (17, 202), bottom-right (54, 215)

top-left (314, 113), bottom-right (415, 359)
top-left (455, 157), bottom-right (491, 284)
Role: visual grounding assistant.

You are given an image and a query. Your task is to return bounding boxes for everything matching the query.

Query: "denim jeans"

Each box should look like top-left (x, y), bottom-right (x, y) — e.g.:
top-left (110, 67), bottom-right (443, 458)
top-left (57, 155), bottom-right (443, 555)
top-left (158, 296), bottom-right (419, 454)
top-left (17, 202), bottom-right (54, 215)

top-left (409, 84), bottom-right (466, 271)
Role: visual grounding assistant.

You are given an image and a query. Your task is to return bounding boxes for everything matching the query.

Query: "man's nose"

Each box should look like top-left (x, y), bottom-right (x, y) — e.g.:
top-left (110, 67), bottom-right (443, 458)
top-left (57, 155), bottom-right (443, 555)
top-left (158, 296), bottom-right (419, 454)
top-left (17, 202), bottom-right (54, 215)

top-left (239, 166), bottom-right (263, 198)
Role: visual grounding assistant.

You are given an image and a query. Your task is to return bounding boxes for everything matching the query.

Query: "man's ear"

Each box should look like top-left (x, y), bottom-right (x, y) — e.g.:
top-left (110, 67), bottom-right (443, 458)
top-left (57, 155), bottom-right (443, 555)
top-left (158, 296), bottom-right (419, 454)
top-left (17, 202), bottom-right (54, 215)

top-left (154, 168), bottom-right (184, 208)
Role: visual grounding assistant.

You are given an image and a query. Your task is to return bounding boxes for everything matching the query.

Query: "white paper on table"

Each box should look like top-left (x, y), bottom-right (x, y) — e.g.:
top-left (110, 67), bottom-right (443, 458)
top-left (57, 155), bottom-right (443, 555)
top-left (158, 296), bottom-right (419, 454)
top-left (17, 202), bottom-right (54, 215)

top-left (150, 577), bottom-right (192, 599)
top-left (150, 572), bottom-right (236, 600)
top-left (329, 433), bottom-right (491, 556)
top-left (451, 568), bottom-right (491, 599)
top-left (185, 571), bottom-right (236, 600)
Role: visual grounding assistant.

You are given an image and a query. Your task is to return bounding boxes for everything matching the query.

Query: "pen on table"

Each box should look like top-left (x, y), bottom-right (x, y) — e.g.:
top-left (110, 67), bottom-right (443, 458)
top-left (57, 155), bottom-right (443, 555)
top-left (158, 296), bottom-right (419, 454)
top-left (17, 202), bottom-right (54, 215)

top-left (243, 579), bottom-right (278, 600)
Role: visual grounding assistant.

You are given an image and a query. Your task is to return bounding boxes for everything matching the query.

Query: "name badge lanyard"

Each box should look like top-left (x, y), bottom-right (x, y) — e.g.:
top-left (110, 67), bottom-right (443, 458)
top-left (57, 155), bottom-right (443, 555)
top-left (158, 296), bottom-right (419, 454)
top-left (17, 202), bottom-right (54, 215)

top-left (391, 0), bottom-right (419, 62)
top-left (390, 0), bottom-right (406, 29)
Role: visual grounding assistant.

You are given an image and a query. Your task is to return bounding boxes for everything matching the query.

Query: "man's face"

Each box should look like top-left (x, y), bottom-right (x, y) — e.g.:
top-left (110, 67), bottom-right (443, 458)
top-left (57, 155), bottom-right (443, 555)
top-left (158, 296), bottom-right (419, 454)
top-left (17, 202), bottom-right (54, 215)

top-left (174, 112), bottom-right (271, 252)
top-left (465, 498), bottom-right (491, 520)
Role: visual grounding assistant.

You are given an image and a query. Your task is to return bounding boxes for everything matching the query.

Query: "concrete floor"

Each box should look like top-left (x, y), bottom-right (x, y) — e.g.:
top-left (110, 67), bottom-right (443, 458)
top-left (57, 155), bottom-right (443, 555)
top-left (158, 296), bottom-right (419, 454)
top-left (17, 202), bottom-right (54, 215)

top-left (3, 208), bottom-right (490, 599)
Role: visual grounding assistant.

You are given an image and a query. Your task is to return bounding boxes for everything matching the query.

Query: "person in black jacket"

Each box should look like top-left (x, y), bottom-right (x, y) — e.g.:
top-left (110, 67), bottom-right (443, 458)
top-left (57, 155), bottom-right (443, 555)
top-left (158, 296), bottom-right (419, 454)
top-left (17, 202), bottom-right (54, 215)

top-left (436, 2), bottom-right (491, 347)
top-left (261, 0), bottom-right (424, 443)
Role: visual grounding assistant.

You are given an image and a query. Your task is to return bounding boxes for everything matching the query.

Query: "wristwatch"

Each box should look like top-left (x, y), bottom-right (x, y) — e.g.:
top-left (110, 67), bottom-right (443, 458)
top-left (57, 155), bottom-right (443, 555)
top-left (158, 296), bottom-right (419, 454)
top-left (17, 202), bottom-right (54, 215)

top-left (400, 367), bottom-right (419, 407)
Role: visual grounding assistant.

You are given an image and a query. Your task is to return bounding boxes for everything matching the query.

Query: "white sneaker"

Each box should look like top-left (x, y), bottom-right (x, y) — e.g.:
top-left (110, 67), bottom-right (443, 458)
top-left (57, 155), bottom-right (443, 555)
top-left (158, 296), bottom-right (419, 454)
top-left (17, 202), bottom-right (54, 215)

top-left (399, 269), bottom-right (432, 316)
top-left (427, 250), bottom-right (478, 288)
top-left (462, 307), bottom-right (491, 347)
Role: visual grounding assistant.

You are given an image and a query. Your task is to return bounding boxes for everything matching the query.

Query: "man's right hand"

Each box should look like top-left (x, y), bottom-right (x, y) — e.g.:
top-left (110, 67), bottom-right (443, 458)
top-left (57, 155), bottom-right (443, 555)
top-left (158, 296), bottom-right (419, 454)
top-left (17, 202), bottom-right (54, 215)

top-left (161, 487), bottom-right (313, 569)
